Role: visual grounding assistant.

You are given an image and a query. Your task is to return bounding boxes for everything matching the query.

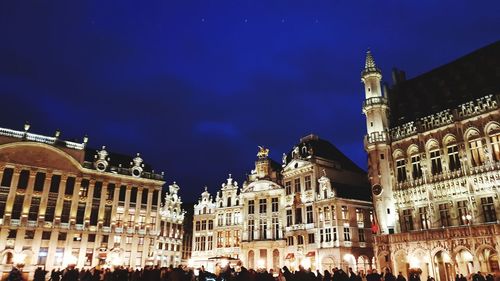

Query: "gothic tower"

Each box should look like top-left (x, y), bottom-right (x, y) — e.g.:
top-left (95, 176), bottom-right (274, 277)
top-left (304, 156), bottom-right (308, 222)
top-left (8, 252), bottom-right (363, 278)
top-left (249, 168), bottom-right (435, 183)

top-left (361, 50), bottom-right (396, 234)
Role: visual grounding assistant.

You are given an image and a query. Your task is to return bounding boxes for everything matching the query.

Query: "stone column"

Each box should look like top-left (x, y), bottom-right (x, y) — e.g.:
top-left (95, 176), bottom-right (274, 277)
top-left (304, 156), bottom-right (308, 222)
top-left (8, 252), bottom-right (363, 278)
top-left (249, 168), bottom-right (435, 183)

top-left (145, 187), bottom-right (153, 225)
top-left (70, 177), bottom-right (82, 224)
top-left (6, 167), bottom-right (22, 218)
top-left (98, 181), bottom-right (108, 225)
top-left (54, 175), bottom-right (68, 223)
top-left (124, 186), bottom-right (132, 227)
top-left (110, 183), bottom-right (120, 227)
top-left (39, 171), bottom-right (53, 223)
top-left (136, 188), bottom-right (143, 226)
top-left (83, 179), bottom-right (96, 226)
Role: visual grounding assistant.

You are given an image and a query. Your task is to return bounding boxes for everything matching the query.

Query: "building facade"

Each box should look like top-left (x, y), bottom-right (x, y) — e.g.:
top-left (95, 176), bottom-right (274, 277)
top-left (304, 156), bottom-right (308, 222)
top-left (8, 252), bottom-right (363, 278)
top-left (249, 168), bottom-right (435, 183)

top-left (0, 124), bottom-right (184, 278)
top-left (191, 137), bottom-right (375, 273)
top-left (362, 42), bottom-right (500, 281)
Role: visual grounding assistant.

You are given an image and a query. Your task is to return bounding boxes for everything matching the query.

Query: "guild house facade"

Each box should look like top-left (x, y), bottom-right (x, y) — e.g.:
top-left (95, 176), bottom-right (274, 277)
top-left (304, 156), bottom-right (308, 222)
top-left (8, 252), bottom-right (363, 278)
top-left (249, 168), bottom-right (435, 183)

top-left (0, 124), bottom-right (185, 279)
top-left (362, 41), bottom-right (500, 281)
top-left (191, 137), bottom-right (375, 273)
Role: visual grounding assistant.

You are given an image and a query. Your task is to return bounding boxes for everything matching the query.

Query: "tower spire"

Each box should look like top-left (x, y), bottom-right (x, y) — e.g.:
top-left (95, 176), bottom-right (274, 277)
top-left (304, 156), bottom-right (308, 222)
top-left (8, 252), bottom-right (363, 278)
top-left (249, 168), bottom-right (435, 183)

top-left (362, 49), bottom-right (381, 77)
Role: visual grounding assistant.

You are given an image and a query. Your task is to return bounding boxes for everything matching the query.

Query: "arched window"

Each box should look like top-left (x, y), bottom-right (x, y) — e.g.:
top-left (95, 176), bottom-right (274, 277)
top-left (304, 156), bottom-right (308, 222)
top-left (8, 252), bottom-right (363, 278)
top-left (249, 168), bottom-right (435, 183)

top-left (466, 129), bottom-right (484, 167)
top-left (248, 250), bottom-right (255, 269)
top-left (407, 145), bottom-right (422, 179)
top-left (487, 123), bottom-right (500, 162)
top-left (444, 135), bottom-right (460, 171)
top-left (297, 235), bottom-right (304, 245)
top-left (227, 197), bottom-right (231, 207)
top-left (427, 140), bottom-right (442, 175)
top-left (1, 168), bottom-right (14, 187)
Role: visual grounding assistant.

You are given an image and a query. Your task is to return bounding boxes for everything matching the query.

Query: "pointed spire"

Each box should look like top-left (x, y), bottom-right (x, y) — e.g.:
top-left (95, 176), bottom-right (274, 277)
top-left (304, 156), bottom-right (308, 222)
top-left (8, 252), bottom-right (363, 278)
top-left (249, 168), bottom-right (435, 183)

top-left (362, 48), bottom-right (381, 77)
top-left (365, 49), bottom-right (376, 69)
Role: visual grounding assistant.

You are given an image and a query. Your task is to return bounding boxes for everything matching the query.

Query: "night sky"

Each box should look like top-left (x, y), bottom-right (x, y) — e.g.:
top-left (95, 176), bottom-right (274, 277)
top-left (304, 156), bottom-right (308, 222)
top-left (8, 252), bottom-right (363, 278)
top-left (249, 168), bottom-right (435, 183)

top-left (1, 1), bottom-right (499, 203)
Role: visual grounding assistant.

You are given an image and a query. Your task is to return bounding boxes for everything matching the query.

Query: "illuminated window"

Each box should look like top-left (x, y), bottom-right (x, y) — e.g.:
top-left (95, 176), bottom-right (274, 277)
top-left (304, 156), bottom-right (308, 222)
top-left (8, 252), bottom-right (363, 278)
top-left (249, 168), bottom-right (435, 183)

top-left (305, 175), bottom-right (312, 191)
top-left (341, 206), bottom-right (349, 220)
top-left (294, 178), bottom-right (301, 193)
top-left (411, 155), bottom-right (422, 179)
top-left (447, 145), bottom-right (461, 171)
top-left (396, 159), bottom-right (407, 182)
top-left (401, 209), bottom-right (413, 231)
top-left (439, 203), bottom-right (451, 227)
top-left (430, 150), bottom-right (443, 175)
top-left (482, 197), bottom-right (496, 222)
top-left (285, 181), bottom-right (292, 195)
top-left (491, 134), bottom-right (500, 161)
top-left (418, 207), bottom-right (429, 230)
top-left (356, 208), bottom-right (364, 227)
top-left (469, 139), bottom-right (485, 167)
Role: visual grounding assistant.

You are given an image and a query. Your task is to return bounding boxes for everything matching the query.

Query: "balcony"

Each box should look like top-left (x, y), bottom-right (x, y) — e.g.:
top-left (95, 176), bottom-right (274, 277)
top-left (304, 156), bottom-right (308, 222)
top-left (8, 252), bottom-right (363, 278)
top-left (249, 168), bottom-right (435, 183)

top-left (374, 223), bottom-right (500, 245)
top-left (364, 132), bottom-right (389, 146)
top-left (362, 97), bottom-right (388, 110)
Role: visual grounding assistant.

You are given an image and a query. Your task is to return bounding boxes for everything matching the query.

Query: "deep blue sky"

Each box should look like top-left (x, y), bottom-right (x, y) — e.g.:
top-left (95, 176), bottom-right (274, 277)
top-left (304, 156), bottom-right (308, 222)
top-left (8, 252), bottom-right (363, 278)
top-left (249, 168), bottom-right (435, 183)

top-left (1, 1), bottom-right (499, 202)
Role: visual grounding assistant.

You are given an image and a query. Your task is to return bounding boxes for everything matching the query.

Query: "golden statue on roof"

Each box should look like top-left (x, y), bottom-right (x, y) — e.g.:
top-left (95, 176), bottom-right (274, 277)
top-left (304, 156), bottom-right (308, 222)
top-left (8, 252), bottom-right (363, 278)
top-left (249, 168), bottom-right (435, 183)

top-left (257, 146), bottom-right (269, 159)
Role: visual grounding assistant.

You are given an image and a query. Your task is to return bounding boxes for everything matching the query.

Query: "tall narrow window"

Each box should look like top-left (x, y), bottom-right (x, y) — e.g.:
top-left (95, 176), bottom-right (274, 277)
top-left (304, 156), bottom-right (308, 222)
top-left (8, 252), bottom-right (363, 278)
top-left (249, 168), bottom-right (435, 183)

top-left (259, 199), bottom-right (267, 213)
top-left (119, 186), bottom-right (126, 201)
top-left (271, 198), bottom-right (278, 212)
top-left (1, 168), bottom-right (14, 187)
top-left (401, 209), bottom-right (413, 232)
top-left (343, 227), bottom-right (351, 241)
top-left (28, 197), bottom-right (41, 221)
top-left (482, 197), bottom-right (496, 222)
top-left (286, 210), bottom-right (292, 226)
top-left (61, 200), bottom-right (71, 223)
top-left (358, 229), bottom-right (365, 242)
top-left (248, 220), bottom-right (254, 240)
top-left (469, 139), bottom-right (485, 166)
top-left (341, 206), bottom-right (349, 220)
top-left (79, 179), bottom-right (89, 197)
top-left (17, 170), bottom-right (29, 189)
top-left (438, 203), bottom-right (451, 227)
top-left (285, 181), bottom-right (292, 195)
top-left (65, 177), bottom-right (75, 195)
top-left (325, 228), bottom-right (332, 242)
top-left (295, 207), bottom-right (302, 224)
top-left (130, 187), bottom-right (137, 203)
top-left (50, 175), bottom-right (61, 193)
top-left (306, 206), bottom-right (313, 224)
top-left (294, 178), bottom-right (301, 193)
top-left (248, 200), bottom-right (255, 214)
top-left (103, 206), bottom-right (112, 226)
top-left (259, 219), bottom-right (267, 239)
top-left (141, 189), bottom-right (148, 205)
top-left (356, 208), bottom-right (364, 227)
top-left (457, 200), bottom-right (469, 225)
top-left (396, 159), bottom-right (407, 182)
top-left (106, 184), bottom-right (115, 201)
top-left (491, 134), bottom-right (500, 161)
top-left (447, 145), bottom-right (461, 171)
top-left (34, 172), bottom-right (46, 192)
top-left (304, 175), bottom-right (312, 191)
top-left (418, 207), bottom-right (430, 230)
top-left (430, 150), bottom-right (443, 175)
top-left (272, 217), bottom-right (279, 239)
top-left (411, 155), bottom-right (422, 179)
top-left (11, 195), bottom-right (24, 219)
top-left (76, 203), bottom-right (86, 224)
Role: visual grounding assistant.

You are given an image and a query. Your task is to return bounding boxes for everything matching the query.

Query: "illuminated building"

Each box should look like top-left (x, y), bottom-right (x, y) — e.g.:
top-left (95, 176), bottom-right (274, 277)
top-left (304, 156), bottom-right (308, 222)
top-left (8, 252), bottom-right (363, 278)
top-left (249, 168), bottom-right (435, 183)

top-left (362, 41), bottom-right (500, 280)
top-left (191, 139), bottom-right (374, 272)
top-left (0, 124), bottom-right (184, 278)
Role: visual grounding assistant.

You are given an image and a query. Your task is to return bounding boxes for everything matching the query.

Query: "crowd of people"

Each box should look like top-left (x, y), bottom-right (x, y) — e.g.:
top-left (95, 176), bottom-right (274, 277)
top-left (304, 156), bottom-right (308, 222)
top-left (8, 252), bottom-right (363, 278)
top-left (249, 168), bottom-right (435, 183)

top-left (6, 263), bottom-right (499, 281)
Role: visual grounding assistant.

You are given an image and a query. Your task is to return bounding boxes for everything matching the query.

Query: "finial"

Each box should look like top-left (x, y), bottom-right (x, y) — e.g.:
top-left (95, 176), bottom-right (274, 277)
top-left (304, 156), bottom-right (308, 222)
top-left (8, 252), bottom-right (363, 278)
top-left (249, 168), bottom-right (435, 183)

top-left (24, 121), bottom-right (30, 131)
top-left (229, 173), bottom-right (232, 179)
top-left (204, 186), bottom-right (208, 192)
top-left (83, 135), bottom-right (88, 143)
top-left (55, 130), bottom-right (60, 138)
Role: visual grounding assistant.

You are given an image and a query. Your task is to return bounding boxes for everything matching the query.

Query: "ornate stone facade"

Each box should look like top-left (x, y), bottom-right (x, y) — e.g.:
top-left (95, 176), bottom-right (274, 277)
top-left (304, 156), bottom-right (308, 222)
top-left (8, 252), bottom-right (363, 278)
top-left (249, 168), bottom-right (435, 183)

top-left (191, 137), bottom-right (374, 273)
top-left (0, 124), bottom-right (184, 279)
top-left (362, 43), bottom-right (500, 281)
